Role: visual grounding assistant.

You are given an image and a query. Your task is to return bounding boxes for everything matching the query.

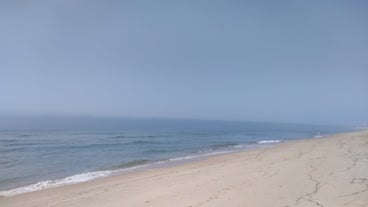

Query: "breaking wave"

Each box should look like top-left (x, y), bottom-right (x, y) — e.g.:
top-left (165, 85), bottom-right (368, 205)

top-left (257, 140), bottom-right (281, 144)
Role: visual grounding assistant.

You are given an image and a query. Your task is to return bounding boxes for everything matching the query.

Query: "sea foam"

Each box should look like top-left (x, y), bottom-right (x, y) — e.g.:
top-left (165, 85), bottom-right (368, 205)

top-left (257, 140), bottom-right (281, 144)
top-left (0, 171), bottom-right (112, 197)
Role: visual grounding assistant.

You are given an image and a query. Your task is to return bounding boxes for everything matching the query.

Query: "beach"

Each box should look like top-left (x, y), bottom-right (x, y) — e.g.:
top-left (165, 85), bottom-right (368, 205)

top-left (1, 131), bottom-right (367, 207)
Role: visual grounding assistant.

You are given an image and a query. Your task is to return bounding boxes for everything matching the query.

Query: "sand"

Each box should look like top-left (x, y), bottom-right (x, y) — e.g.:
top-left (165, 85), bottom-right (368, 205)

top-left (1, 131), bottom-right (367, 207)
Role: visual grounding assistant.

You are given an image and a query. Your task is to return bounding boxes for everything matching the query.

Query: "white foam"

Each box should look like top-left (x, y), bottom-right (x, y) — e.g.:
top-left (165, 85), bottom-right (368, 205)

top-left (201, 150), bottom-right (233, 156)
top-left (233, 144), bottom-right (249, 149)
top-left (257, 139), bottom-right (281, 144)
top-left (168, 150), bottom-right (233, 162)
top-left (0, 171), bottom-right (112, 197)
top-left (169, 155), bottom-right (196, 161)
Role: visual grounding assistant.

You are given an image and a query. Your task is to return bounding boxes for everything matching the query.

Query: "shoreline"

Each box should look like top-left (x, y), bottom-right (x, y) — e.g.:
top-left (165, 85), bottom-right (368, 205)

top-left (0, 139), bottom-right (277, 197)
top-left (1, 130), bottom-right (367, 206)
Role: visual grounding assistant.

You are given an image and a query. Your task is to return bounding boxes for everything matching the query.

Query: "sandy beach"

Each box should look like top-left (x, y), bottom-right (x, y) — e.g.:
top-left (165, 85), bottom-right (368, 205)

top-left (1, 131), bottom-right (367, 207)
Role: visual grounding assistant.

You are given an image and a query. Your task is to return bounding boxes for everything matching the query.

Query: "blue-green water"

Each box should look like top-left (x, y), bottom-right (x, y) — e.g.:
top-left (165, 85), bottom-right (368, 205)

top-left (0, 121), bottom-right (348, 196)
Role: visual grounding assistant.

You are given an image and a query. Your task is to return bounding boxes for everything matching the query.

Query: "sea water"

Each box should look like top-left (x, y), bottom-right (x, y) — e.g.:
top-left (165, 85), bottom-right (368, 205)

top-left (0, 120), bottom-right (348, 196)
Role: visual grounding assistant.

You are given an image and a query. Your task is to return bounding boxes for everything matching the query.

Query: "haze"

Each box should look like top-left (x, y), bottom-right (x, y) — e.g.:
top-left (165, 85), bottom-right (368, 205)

top-left (1, 1), bottom-right (367, 126)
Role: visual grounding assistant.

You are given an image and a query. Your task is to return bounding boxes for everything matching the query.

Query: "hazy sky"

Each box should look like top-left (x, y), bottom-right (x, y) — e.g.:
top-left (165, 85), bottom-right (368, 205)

top-left (0, 1), bottom-right (367, 125)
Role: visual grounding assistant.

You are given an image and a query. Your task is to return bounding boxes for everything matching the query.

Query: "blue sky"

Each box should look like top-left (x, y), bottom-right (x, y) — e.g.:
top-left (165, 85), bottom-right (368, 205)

top-left (0, 1), bottom-right (367, 125)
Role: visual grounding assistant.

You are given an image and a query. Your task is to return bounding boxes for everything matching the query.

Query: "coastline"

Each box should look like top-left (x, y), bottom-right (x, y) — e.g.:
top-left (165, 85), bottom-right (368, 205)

top-left (1, 131), bottom-right (367, 206)
top-left (0, 138), bottom-right (281, 196)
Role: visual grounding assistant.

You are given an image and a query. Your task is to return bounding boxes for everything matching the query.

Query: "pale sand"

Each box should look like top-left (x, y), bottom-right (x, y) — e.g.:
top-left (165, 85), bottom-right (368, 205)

top-left (1, 131), bottom-right (367, 207)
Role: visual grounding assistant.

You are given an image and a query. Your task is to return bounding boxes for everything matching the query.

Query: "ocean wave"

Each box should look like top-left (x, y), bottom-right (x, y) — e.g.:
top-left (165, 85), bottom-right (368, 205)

top-left (142, 149), bottom-right (168, 154)
top-left (111, 135), bottom-right (157, 139)
top-left (18, 134), bottom-right (36, 137)
top-left (0, 148), bottom-right (26, 153)
top-left (257, 139), bottom-right (281, 144)
top-left (0, 171), bottom-right (112, 197)
top-left (232, 144), bottom-right (254, 149)
top-left (114, 159), bottom-right (149, 169)
top-left (111, 135), bottom-right (128, 138)
top-left (0, 139), bottom-right (18, 143)
top-left (210, 142), bottom-right (237, 149)
top-left (128, 140), bottom-right (159, 144)
top-left (169, 150), bottom-right (232, 162)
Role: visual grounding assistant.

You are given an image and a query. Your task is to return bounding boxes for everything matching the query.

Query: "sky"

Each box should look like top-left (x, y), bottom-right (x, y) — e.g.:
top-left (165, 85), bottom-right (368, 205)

top-left (0, 1), bottom-right (367, 126)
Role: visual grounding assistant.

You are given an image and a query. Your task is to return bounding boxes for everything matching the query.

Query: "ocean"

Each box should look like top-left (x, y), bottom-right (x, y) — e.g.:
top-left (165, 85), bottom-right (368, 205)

top-left (0, 120), bottom-right (349, 196)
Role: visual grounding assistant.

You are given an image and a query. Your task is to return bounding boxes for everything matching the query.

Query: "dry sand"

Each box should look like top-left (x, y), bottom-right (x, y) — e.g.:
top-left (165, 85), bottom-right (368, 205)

top-left (1, 131), bottom-right (367, 207)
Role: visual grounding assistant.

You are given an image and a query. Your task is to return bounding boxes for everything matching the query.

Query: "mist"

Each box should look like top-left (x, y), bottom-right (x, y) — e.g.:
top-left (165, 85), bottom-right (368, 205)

top-left (1, 1), bottom-right (367, 126)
